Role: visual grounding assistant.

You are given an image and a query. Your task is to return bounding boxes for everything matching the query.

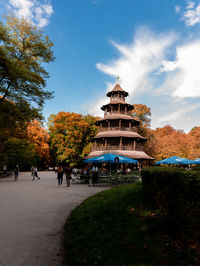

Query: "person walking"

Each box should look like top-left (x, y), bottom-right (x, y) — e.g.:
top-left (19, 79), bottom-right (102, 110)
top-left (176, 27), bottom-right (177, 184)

top-left (65, 165), bottom-right (71, 187)
top-left (14, 165), bottom-right (19, 181)
top-left (57, 166), bottom-right (63, 186)
top-left (31, 166), bottom-right (34, 178)
top-left (32, 166), bottom-right (40, 180)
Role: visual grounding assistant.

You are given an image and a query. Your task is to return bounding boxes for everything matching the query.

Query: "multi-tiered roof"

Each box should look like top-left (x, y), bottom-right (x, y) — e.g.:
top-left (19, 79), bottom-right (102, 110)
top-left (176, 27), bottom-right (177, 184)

top-left (85, 84), bottom-right (153, 160)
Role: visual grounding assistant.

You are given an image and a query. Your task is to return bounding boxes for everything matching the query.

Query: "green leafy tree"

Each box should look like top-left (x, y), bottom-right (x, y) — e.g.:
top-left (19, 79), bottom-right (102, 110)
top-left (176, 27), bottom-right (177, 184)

top-left (4, 137), bottom-right (39, 170)
top-left (0, 16), bottom-right (54, 107)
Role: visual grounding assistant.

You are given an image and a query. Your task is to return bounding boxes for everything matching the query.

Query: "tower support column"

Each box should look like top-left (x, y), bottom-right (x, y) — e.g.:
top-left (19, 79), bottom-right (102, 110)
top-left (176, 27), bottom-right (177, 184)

top-left (120, 137), bottom-right (122, 149)
top-left (119, 119), bottom-right (122, 130)
top-left (134, 140), bottom-right (136, 150)
top-left (108, 121), bottom-right (110, 131)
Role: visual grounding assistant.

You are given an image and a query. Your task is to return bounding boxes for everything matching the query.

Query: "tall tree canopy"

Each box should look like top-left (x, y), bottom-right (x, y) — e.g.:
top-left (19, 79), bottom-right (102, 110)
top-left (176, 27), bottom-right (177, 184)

top-left (0, 15), bottom-right (54, 120)
top-left (0, 16), bottom-right (54, 168)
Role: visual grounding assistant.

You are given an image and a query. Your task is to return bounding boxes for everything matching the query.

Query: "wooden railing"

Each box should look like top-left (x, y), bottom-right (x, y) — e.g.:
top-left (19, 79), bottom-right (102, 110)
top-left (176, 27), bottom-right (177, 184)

top-left (104, 111), bottom-right (132, 116)
top-left (91, 145), bottom-right (143, 152)
top-left (99, 127), bottom-right (137, 132)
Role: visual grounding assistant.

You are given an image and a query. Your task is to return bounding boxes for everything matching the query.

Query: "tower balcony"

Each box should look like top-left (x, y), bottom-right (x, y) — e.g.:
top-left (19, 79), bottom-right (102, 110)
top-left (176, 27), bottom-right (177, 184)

top-left (98, 127), bottom-right (137, 133)
top-left (104, 110), bottom-right (131, 117)
top-left (91, 145), bottom-right (143, 152)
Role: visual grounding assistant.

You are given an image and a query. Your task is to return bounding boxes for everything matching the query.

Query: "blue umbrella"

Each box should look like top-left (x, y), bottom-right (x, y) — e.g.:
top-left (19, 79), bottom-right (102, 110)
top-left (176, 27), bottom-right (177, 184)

top-left (155, 156), bottom-right (193, 165)
top-left (84, 153), bottom-right (138, 164)
top-left (192, 158), bottom-right (200, 164)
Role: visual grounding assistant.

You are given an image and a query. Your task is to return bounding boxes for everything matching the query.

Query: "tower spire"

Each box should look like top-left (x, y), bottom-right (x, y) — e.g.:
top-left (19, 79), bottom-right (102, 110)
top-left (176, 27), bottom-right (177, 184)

top-left (115, 68), bottom-right (120, 82)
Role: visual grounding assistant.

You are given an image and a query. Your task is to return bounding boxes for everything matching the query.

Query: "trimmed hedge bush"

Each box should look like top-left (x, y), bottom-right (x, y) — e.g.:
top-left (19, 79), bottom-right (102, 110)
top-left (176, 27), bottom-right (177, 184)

top-left (141, 167), bottom-right (200, 240)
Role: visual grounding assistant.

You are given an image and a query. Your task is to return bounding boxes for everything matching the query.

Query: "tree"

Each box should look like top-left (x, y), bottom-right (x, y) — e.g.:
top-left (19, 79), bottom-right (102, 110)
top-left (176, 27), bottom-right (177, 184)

top-left (0, 15), bottom-right (54, 120)
top-left (4, 137), bottom-right (39, 169)
top-left (82, 115), bottom-right (99, 156)
top-left (188, 127), bottom-right (200, 159)
top-left (49, 112), bottom-right (98, 165)
top-left (27, 120), bottom-right (51, 168)
top-left (0, 16), bottom-right (54, 168)
top-left (148, 125), bottom-right (190, 160)
top-left (131, 104), bottom-right (151, 137)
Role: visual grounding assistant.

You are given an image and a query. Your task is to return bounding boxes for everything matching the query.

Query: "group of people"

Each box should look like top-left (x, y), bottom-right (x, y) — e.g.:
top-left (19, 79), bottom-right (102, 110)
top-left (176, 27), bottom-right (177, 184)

top-left (12, 164), bottom-right (100, 187)
top-left (80, 165), bottom-right (99, 186)
top-left (56, 165), bottom-right (72, 187)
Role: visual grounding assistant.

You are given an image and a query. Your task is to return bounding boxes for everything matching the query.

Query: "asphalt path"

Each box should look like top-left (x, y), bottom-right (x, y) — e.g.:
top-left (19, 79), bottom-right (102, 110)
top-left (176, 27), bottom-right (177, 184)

top-left (0, 171), bottom-right (108, 266)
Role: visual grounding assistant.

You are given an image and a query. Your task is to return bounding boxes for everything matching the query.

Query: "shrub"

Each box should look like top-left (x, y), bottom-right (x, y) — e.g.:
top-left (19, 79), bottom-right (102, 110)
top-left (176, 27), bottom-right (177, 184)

top-left (141, 167), bottom-right (200, 240)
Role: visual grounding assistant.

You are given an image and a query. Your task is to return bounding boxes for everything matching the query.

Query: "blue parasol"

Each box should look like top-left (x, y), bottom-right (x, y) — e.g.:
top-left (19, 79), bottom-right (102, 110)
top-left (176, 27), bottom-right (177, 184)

top-left (84, 153), bottom-right (138, 164)
top-left (155, 156), bottom-right (193, 165)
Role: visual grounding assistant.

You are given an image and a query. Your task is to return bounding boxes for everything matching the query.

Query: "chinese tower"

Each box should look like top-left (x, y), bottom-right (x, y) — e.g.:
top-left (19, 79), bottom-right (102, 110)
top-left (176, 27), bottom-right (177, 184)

top-left (86, 83), bottom-right (153, 161)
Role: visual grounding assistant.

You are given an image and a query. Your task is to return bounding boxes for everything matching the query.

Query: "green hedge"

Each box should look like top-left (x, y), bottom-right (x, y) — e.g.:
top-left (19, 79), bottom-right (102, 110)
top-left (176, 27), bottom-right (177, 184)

top-left (141, 167), bottom-right (200, 240)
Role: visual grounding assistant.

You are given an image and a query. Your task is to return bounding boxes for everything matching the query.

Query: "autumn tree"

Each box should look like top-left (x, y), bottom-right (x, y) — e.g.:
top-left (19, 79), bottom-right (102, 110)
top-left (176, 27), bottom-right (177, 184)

top-left (81, 115), bottom-right (99, 156)
top-left (149, 125), bottom-right (191, 161)
top-left (131, 104), bottom-right (151, 137)
top-left (49, 112), bottom-right (98, 165)
top-left (26, 120), bottom-right (51, 168)
top-left (188, 127), bottom-right (200, 159)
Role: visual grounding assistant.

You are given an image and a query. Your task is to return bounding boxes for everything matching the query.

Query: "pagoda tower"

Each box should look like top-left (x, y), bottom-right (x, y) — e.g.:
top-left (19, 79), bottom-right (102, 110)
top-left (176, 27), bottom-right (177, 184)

top-left (86, 84), bottom-right (153, 161)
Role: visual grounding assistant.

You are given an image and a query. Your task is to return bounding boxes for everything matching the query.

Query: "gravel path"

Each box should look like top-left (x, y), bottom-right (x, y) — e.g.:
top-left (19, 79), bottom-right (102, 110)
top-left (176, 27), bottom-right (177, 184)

top-left (0, 171), bottom-right (108, 266)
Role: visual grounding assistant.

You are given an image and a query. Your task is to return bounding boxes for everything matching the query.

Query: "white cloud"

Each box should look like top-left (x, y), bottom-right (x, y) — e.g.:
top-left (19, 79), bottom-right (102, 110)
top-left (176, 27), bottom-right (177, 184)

top-left (160, 40), bottom-right (200, 98)
top-left (7, 0), bottom-right (53, 27)
top-left (156, 103), bottom-right (200, 123)
top-left (96, 28), bottom-right (176, 100)
top-left (180, 1), bottom-right (200, 26)
top-left (151, 102), bottom-right (200, 132)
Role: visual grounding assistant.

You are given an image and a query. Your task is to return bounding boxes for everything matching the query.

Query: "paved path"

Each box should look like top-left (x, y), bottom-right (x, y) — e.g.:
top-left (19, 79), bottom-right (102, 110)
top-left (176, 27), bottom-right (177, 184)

top-left (0, 171), bottom-right (108, 266)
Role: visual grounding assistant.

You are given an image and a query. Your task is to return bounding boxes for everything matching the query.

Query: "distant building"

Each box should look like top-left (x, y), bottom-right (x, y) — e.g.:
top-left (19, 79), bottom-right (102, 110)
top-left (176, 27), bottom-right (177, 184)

top-left (85, 83), bottom-right (153, 163)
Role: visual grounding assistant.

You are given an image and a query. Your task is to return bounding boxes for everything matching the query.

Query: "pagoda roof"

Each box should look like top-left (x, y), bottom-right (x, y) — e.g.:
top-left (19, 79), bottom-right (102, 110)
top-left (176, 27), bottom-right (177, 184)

top-left (85, 150), bottom-right (154, 160)
top-left (93, 131), bottom-right (146, 140)
top-left (107, 84), bottom-right (128, 97)
top-left (97, 114), bottom-right (140, 124)
top-left (101, 100), bottom-right (134, 110)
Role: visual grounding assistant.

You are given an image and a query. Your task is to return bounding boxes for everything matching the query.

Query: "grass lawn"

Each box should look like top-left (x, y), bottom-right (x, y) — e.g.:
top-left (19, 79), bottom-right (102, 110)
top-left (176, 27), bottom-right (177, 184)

top-left (63, 183), bottom-right (198, 265)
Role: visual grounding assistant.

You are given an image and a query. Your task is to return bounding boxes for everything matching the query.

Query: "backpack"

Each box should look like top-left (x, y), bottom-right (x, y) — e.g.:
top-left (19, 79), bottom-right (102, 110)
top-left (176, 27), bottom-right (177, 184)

top-left (58, 167), bottom-right (63, 174)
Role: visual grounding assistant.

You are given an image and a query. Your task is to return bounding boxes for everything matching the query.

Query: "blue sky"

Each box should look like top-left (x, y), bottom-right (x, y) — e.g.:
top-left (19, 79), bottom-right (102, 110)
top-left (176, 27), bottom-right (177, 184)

top-left (1, 0), bottom-right (200, 132)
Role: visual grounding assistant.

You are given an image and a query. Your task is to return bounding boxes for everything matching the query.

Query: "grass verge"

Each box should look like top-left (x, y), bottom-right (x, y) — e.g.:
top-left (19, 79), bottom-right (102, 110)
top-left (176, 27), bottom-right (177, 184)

top-left (63, 183), bottom-right (198, 265)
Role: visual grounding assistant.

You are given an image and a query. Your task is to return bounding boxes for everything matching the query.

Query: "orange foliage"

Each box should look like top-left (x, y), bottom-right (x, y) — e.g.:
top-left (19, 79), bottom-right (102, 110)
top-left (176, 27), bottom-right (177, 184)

top-left (188, 127), bottom-right (200, 159)
top-left (49, 112), bottom-right (97, 164)
top-left (27, 120), bottom-right (50, 164)
top-left (147, 126), bottom-right (191, 160)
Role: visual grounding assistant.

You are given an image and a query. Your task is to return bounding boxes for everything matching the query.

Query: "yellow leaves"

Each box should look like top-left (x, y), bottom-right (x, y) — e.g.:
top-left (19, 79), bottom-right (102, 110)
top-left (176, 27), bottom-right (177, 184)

top-left (49, 112), bottom-right (97, 163)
